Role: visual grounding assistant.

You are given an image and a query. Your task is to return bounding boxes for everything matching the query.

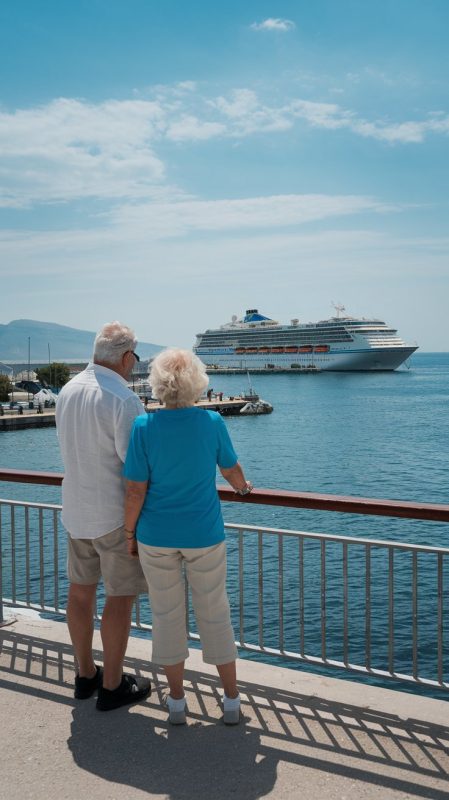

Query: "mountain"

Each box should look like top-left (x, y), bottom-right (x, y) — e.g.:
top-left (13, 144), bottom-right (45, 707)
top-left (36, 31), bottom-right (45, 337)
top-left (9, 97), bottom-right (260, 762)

top-left (0, 319), bottom-right (164, 362)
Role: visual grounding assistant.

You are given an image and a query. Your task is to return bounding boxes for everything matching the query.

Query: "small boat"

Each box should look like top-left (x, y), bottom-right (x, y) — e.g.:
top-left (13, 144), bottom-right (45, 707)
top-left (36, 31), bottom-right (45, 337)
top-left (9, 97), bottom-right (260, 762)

top-left (239, 373), bottom-right (273, 415)
top-left (240, 400), bottom-right (273, 415)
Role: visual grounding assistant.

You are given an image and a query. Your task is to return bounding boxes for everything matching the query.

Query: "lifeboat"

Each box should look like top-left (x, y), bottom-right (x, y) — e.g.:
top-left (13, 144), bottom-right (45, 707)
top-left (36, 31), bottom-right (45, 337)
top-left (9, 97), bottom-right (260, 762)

top-left (245, 348), bottom-right (258, 354)
top-left (299, 345), bottom-right (313, 353)
top-left (270, 347), bottom-right (285, 353)
top-left (235, 348), bottom-right (246, 354)
top-left (285, 346), bottom-right (298, 353)
top-left (258, 347), bottom-right (270, 353)
top-left (314, 345), bottom-right (330, 353)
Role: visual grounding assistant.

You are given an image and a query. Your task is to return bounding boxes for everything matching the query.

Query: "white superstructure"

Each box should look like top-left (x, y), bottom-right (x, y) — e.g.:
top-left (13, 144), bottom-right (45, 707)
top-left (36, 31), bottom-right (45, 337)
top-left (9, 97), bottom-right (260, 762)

top-left (193, 308), bottom-right (418, 372)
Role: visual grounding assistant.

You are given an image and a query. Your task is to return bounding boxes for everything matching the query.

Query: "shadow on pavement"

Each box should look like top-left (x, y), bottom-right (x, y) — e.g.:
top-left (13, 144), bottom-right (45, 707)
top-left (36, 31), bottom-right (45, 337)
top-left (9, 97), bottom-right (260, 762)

top-left (2, 629), bottom-right (449, 799)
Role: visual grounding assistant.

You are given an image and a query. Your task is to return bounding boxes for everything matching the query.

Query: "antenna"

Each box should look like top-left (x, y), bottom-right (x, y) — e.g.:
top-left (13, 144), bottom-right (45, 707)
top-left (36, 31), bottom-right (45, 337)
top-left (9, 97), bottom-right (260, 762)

top-left (332, 301), bottom-right (346, 318)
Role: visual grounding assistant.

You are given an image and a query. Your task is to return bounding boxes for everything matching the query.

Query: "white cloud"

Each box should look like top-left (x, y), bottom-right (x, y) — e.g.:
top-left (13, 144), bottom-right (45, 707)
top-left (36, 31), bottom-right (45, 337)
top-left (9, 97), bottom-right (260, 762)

top-left (106, 193), bottom-right (396, 239)
top-left (251, 18), bottom-right (295, 32)
top-left (0, 97), bottom-right (168, 206)
top-left (165, 115), bottom-right (226, 141)
top-left (1, 87), bottom-right (449, 208)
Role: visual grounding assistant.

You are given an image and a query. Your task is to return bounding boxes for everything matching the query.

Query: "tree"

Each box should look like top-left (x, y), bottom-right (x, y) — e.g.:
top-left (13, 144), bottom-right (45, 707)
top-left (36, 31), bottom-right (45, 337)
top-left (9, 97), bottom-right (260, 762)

top-left (0, 374), bottom-right (12, 401)
top-left (36, 362), bottom-right (70, 389)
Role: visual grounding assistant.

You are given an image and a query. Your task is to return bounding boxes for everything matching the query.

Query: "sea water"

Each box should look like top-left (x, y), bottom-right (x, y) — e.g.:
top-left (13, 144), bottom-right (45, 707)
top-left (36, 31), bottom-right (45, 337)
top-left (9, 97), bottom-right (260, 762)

top-left (1, 352), bottom-right (448, 695)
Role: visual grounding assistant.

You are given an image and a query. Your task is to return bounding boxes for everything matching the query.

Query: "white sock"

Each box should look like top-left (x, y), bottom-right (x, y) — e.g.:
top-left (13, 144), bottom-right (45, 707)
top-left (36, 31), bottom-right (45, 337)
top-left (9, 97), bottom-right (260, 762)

top-left (223, 693), bottom-right (240, 709)
top-left (167, 695), bottom-right (186, 711)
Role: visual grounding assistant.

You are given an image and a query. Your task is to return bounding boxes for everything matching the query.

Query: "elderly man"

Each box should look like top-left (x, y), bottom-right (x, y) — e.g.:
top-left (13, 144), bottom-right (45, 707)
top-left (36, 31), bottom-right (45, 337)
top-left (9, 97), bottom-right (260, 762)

top-left (56, 321), bottom-right (151, 711)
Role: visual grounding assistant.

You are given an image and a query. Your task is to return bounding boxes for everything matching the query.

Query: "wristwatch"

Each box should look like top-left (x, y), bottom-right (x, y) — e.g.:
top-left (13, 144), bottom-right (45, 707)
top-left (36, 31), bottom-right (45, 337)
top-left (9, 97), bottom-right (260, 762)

top-left (125, 529), bottom-right (136, 540)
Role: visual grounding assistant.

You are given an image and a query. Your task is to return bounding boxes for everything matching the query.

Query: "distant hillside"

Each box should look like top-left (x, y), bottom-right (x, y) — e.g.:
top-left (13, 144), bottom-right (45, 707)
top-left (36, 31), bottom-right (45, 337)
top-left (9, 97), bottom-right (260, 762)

top-left (0, 319), bottom-right (164, 361)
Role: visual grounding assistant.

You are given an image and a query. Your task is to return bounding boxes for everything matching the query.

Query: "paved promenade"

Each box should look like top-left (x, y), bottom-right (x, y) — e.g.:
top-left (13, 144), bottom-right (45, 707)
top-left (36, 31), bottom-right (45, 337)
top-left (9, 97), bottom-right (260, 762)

top-left (1, 609), bottom-right (448, 800)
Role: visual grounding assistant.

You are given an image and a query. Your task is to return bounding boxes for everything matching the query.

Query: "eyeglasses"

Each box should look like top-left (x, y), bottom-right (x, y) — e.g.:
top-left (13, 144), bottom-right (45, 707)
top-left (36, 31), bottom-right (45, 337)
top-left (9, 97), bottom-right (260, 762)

top-left (125, 350), bottom-right (140, 362)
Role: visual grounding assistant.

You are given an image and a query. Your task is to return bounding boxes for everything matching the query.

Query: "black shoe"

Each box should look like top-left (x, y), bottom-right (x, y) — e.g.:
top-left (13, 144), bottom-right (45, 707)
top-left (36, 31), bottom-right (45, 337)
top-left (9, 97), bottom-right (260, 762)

top-left (74, 665), bottom-right (103, 699)
top-left (96, 675), bottom-right (151, 712)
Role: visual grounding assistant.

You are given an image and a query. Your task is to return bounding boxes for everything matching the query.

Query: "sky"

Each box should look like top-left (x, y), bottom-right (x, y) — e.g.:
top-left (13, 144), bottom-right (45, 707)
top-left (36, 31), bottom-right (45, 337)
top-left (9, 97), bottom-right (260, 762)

top-left (0, 0), bottom-right (448, 350)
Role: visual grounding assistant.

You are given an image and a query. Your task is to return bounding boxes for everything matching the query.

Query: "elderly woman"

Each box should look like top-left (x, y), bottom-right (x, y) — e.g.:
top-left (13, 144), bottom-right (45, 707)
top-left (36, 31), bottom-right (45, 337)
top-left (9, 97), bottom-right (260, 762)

top-left (123, 349), bottom-right (252, 725)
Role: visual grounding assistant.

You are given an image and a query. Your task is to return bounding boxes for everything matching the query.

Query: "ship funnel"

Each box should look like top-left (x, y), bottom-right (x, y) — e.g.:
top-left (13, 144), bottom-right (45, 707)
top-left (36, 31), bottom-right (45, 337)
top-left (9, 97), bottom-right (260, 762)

top-left (291, 318), bottom-right (299, 326)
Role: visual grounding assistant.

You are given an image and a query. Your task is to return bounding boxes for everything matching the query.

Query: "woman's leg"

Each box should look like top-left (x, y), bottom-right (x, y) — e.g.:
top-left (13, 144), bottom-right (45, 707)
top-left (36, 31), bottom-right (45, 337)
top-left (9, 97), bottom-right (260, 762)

top-left (184, 542), bottom-right (238, 695)
top-left (137, 544), bottom-right (189, 675)
top-left (216, 660), bottom-right (238, 699)
top-left (164, 661), bottom-right (185, 699)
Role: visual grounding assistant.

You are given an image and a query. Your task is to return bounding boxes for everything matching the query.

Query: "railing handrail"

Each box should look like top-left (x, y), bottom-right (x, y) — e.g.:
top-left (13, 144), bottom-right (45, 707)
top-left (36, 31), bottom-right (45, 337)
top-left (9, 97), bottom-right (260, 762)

top-left (1, 466), bottom-right (449, 522)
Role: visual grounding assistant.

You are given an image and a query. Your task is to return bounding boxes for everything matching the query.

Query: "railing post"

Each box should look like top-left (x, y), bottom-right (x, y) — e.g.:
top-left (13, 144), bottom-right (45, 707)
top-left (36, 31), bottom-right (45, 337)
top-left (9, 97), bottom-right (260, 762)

top-left (0, 503), bottom-right (16, 628)
top-left (0, 504), bottom-right (3, 625)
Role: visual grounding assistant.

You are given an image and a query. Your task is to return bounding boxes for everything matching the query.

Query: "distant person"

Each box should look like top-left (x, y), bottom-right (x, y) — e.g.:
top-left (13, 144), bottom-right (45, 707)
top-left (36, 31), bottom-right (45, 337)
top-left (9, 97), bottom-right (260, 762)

top-left (123, 348), bottom-right (252, 725)
top-left (56, 321), bottom-right (151, 711)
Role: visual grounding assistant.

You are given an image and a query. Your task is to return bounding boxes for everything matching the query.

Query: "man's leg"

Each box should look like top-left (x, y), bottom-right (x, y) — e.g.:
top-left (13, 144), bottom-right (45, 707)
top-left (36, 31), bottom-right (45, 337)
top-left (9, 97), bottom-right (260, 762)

top-left (67, 582), bottom-right (97, 678)
top-left (100, 594), bottom-right (135, 690)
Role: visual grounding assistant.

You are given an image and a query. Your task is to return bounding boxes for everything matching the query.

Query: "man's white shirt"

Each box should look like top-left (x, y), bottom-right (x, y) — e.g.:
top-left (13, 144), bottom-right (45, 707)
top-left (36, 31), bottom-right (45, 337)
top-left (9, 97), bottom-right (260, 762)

top-left (55, 363), bottom-right (145, 538)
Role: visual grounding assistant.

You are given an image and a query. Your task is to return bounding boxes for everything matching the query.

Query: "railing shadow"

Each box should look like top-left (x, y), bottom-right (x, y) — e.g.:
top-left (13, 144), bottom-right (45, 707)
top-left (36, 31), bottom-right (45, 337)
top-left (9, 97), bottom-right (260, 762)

top-left (1, 629), bottom-right (449, 799)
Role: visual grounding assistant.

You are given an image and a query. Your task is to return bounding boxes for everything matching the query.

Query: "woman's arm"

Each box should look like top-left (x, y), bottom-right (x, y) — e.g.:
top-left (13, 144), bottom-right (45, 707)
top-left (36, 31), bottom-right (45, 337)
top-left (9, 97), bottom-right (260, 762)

top-left (219, 462), bottom-right (253, 495)
top-left (124, 479), bottom-right (148, 557)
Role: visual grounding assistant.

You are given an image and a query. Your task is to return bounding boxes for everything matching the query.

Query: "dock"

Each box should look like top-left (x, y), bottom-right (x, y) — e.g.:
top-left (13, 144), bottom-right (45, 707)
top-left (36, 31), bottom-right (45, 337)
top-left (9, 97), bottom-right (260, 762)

top-left (145, 395), bottom-right (272, 416)
top-left (0, 408), bottom-right (56, 431)
top-left (206, 366), bottom-right (320, 374)
top-left (0, 396), bottom-right (272, 430)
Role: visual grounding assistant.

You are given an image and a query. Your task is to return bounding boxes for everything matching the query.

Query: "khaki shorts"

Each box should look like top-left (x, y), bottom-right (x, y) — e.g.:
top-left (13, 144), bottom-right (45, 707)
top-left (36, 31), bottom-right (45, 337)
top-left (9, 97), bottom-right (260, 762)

top-left (67, 526), bottom-right (148, 597)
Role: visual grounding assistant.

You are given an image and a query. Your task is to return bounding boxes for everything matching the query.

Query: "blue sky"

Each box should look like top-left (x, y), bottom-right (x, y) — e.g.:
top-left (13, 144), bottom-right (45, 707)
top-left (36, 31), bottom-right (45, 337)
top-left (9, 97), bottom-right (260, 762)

top-left (0, 0), bottom-right (448, 350)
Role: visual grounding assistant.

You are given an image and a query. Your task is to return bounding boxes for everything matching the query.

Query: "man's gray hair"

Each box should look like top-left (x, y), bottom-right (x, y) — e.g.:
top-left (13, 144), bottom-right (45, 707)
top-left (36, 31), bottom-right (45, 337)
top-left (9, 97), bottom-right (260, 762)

top-left (150, 348), bottom-right (209, 407)
top-left (93, 321), bottom-right (137, 365)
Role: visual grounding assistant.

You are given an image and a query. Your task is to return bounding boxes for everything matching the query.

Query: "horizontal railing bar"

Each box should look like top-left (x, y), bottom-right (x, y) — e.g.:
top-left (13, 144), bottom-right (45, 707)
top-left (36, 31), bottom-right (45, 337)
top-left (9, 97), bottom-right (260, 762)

top-left (1, 468), bottom-right (449, 522)
top-left (0, 469), bottom-right (64, 486)
top-left (224, 524), bottom-right (449, 554)
top-left (0, 499), bottom-right (62, 511)
top-left (1, 498), bottom-right (448, 554)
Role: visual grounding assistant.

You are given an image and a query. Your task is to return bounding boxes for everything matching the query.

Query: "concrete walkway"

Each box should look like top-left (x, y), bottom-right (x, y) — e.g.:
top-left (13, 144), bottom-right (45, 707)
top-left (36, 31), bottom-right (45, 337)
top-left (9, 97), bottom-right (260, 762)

top-left (1, 609), bottom-right (448, 800)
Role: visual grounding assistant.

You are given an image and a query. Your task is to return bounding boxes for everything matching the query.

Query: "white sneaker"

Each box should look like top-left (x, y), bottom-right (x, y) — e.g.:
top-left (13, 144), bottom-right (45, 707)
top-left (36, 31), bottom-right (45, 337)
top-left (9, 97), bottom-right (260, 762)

top-left (223, 693), bottom-right (240, 725)
top-left (167, 695), bottom-right (186, 725)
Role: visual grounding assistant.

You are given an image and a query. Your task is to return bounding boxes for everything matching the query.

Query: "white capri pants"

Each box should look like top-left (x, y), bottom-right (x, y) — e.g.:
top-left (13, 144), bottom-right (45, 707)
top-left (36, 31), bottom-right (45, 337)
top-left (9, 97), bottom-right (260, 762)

top-left (138, 540), bottom-right (237, 666)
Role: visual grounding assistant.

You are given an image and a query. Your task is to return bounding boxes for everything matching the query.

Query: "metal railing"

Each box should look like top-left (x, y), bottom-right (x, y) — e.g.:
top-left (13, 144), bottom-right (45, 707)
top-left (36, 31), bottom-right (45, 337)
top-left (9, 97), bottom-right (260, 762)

top-left (1, 469), bottom-right (449, 692)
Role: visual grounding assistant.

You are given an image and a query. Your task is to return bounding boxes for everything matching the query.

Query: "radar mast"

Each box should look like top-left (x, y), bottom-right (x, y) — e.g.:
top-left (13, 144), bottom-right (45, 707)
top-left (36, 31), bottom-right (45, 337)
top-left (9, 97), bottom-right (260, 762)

top-left (332, 302), bottom-right (346, 318)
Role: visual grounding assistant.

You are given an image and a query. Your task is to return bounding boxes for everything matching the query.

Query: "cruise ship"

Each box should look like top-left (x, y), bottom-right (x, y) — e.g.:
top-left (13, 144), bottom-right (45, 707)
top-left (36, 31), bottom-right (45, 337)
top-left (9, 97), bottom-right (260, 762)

top-left (194, 307), bottom-right (418, 372)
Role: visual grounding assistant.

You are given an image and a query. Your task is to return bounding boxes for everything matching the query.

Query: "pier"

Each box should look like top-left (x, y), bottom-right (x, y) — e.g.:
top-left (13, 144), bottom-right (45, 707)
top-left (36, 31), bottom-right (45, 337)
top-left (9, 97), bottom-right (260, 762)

top-left (0, 396), bottom-right (273, 430)
top-left (0, 408), bottom-right (56, 431)
top-left (145, 395), bottom-right (272, 416)
top-left (205, 366), bottom-right (320, 374)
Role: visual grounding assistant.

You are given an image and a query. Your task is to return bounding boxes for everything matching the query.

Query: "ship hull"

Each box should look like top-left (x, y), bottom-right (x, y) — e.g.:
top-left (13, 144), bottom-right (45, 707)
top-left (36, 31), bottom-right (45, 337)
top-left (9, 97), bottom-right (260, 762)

top-left (194, 346), bottom-right (417, 372)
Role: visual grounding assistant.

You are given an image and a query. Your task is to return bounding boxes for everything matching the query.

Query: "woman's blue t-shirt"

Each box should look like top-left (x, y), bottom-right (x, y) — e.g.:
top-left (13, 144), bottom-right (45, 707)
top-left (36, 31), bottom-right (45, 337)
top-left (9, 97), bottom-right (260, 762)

top-left (123, 407), bottom-right (238, 548)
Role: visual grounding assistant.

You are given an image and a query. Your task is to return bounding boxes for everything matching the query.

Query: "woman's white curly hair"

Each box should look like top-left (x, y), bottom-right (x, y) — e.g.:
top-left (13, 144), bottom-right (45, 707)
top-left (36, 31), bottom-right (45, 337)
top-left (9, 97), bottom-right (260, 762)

top-left (149, 348), bottom-right (209, 408)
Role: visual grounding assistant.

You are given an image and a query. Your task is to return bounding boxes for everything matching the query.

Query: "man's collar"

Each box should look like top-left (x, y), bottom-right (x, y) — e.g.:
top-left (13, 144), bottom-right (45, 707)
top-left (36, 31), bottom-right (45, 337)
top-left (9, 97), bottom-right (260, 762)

top-left (88, 362), bottom-right (129, 387)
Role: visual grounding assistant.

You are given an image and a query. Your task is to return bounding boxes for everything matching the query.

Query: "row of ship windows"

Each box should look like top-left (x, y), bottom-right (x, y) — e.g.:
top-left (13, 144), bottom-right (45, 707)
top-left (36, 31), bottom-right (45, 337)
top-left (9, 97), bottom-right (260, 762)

top-left (198, 332), bottom-right (399, 345)
top-left (198, 345), bottom-right (332, 354)
top-left (211, 327), bottom-right (351, 337)
top-left (199, 333), bottom-right (353, 344)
